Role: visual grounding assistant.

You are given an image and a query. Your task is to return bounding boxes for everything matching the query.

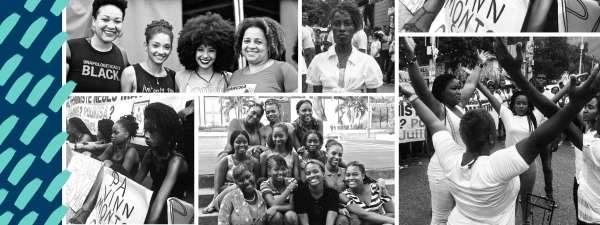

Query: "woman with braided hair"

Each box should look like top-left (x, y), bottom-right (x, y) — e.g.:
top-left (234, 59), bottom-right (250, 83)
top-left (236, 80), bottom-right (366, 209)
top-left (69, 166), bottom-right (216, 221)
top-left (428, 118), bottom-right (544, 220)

top-left (228, 17), bottom-right (298, 93)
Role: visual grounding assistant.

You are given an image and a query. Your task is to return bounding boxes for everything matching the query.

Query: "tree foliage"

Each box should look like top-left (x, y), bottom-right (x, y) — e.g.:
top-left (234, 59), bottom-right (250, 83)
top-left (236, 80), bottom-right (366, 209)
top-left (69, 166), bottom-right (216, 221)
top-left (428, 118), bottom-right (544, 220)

top-left (534, 37), bottom-right (593, 79)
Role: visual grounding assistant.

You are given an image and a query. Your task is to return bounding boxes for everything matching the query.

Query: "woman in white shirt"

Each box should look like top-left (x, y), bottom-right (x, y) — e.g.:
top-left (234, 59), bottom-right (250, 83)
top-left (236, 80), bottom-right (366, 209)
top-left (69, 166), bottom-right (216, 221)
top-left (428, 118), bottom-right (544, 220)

top-left (307, 2), bottom-right (383, 93)
top-left (579, 96), bottom-right (600, 224)
top-left (402, 37), bottom-right (490, 225)
top-left (399, 64), bottom-right (600, 224)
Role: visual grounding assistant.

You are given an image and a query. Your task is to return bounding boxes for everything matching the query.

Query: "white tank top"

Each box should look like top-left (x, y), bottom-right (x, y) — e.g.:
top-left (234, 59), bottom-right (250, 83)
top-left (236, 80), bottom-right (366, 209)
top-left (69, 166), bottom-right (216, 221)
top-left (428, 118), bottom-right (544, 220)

top-left (428, 105), bottom-right (466, 178)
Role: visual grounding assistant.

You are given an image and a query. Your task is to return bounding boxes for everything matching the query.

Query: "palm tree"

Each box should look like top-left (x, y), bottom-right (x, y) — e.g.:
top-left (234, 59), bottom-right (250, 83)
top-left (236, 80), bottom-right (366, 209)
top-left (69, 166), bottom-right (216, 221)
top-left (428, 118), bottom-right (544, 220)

top-left (334, 96), bottom-right (368, 129)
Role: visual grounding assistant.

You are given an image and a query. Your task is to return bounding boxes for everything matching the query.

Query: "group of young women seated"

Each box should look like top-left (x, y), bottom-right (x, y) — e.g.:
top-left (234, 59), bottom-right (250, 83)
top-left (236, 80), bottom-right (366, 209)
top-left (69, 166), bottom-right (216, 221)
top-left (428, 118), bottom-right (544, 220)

top-left (402, 36), bottom-right (600, 225)
top-left (66, 102), bottom-right (194, 224)
top-left (204, 99), bottom-right (395, 225)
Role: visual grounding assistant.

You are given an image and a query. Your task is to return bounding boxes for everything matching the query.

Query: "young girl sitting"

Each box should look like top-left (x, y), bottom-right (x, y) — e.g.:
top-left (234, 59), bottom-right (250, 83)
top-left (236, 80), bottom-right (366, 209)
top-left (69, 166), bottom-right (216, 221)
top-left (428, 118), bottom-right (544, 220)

top-left (261, 154), bottom-right (299, 225)
top-left (260, 123), bottom-right (301, 181)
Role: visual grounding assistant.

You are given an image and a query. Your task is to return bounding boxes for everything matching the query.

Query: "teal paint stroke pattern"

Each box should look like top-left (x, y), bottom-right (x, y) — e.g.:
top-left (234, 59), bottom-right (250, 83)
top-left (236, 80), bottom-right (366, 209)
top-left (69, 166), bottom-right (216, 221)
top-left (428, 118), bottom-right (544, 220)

top-left (0, 1), bottom-right (71, 224)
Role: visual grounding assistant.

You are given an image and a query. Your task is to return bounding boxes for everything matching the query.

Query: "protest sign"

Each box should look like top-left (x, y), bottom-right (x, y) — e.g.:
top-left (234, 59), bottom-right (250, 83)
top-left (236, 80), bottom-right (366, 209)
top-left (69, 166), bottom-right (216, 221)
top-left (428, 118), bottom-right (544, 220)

top-left (399, 99), bottom-right (426, 143)
top-left (63, 152), bottom-right (104, 211)
top-left (86, 167), bottom-right (153, 224)
top-left (167, 197), bottom-right (194, 224)
top-left (558, 0), bottom-right (600, 32)
top-left (429, 0), bottom-right (529, 33)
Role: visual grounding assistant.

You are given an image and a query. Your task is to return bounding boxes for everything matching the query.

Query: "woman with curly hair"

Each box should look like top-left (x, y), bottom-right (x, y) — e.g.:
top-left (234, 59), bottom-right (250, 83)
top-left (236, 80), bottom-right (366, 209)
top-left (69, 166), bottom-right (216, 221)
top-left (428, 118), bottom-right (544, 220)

top-left (66, 0), bottom-right (129, 92)
top-left (228, 17), bottom-right (298, 93)
top-left (121, 19), bottom-right (177, 92)
top-left (134, 102), bottom-right (192, 224)
top-left (175, 13), bottom-right (235, 93)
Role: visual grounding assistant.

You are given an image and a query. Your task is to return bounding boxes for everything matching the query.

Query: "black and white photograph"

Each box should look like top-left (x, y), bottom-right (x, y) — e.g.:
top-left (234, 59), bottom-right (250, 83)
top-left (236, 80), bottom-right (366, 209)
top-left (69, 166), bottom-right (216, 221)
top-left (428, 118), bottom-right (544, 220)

top-left (398, 36), bottom-right (600, 225)
top-left (65, 0), bottom-right (299, 93)
top-left (62, 95), bottom-right (195, 224)
top-left (198, 96), bottom-right (396, 225)
top-left (301, 0), bottom-right (395, 93)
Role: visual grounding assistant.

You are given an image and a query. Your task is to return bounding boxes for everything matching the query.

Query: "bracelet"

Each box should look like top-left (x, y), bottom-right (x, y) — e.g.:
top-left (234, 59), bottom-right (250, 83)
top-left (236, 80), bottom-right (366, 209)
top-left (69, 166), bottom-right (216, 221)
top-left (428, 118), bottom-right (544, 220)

top-left (408, 95), bottom-right (419, 103)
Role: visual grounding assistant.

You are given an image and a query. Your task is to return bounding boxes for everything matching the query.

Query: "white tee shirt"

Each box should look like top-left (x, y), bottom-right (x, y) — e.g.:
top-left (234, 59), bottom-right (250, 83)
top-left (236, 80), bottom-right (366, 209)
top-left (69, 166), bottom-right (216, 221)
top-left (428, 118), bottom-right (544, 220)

top-left (306, 46), bottom-right (383, 92)
top-left (578, 130), bottom-right (600, 223)
top-left (500, 106), bottom-right (535, 147)
top-left (428, 105), bottom-right (465, 178)
top-left (302, 26), bottom-right (315, 49)
top-left (432, 131), bottom-right (529, 225)
top-left (370, 40), bottom-right (381, 57)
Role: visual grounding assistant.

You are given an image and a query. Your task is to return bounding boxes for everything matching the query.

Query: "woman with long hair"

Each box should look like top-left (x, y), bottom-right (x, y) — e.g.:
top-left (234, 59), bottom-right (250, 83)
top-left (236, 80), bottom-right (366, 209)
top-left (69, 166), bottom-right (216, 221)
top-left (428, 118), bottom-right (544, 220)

top-left (121, 20), bottom-right (177, 92)
top-left (67, 117), bottom-right (95, 144)
top-left (176, 13), bottom-right (235, 93)
top-left (66, 0), bottom-right (129, 92)
top-left (260, 123), bottom-right (301, 181)
top-left (229, 17), bottom-right (297, 93)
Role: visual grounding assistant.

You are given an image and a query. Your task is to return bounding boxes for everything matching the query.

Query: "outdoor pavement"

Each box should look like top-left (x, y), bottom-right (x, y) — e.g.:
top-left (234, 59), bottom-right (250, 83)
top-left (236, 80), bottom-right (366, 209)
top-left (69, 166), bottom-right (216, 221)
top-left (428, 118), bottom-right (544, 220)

top-left (399, 142), bottom-right (578, 225)
top-left (198, 135), bottom-right (395, 174)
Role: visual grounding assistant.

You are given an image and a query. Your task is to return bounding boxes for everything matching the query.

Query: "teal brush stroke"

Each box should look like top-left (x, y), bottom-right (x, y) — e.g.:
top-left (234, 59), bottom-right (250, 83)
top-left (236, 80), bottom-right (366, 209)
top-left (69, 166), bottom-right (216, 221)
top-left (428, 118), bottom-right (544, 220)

top-left (6, 72), bottom-right (33, 104)
top-left (26, 74), bottom-right (54, 107)
top-left (17, 211), bottom-right (38, 225)
top-left (20, 113), bottom-right (48, 145)
top-left (50, 0), bottom-right (69, 16)
top-left (15, 179), bottom-right (42, 210)
top-left (43, 170), bottom-right (70, 201)
top-left (44, 206), bottom-right (68, 225)
top-left (20, 17), bottom-right (47, 49)
top-left (8, 154), bottom-right (35, 185)
top-left (0, 116), bottom-right (19, 145)
top-left (48, 81), bottom-right (75, 112)
top-left (24, 0), bottom-right (41, 12)
top-left (0, 148), bottom-right (16, 174)
top-left (0, 13), bottom-right (20, 45)
top-left (0, 211), bottom-right (14, 225)
top-left (40, 32), bottom-right (67, 63)
top-left (0, 54), bottom-right (23, 86)
top-left (0, 189), bottom-right (7, 205)
top-left (41, 132), bottom-right (68, 163)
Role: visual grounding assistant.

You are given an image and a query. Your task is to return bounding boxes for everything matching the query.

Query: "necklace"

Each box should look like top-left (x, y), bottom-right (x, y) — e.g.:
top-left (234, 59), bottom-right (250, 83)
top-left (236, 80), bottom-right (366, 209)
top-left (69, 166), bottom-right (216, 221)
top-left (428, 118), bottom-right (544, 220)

top-left (195, 70), bottom-right (215, 84)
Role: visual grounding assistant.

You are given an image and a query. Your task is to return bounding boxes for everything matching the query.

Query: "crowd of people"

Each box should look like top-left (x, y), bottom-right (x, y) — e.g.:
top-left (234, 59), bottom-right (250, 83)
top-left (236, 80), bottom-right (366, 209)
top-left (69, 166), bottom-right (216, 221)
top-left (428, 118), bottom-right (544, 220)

top-left (400, 36), bottom-right (600, 225)
top-left (66, 0), bottom-right (297, 93)
top-left (65, 101), bottom-right (194, 224)
top-left (301, 2), bottom-right (393, 93)
top-left (201, 98), bottom-right (395, 225)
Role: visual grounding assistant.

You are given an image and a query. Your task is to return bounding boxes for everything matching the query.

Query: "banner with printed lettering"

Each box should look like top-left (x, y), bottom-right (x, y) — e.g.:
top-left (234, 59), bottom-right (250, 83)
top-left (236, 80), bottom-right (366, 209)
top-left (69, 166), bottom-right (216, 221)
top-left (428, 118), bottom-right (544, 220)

top-left (399, 99), bottom-right (426, 143)
top-left (63, 152), bottom-right (104, 211)
top-left (85, 167), bottom-right (153, 224)
top-left (558, 0), bottom-right (600, 32)
top-left (167, 197), bottom-right (194, 224)
top-left (429, 0), bottom-right (529, 33)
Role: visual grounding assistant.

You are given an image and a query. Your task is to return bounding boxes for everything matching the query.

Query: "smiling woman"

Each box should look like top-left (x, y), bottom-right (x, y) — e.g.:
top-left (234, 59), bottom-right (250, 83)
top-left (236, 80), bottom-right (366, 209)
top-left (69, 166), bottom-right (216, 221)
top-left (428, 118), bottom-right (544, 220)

top-left (66, 0), bottom-right (130, 92)
top-left (120, 20), bottom-right (177, 93)
top-left (229, 17), bottom-right (298, 93)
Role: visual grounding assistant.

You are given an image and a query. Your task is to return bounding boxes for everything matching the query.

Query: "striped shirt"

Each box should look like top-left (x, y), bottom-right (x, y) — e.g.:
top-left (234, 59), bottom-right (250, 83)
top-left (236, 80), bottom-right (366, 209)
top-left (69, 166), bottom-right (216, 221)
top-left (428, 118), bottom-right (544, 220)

top-left (342, 183), bottom-right (391, 214)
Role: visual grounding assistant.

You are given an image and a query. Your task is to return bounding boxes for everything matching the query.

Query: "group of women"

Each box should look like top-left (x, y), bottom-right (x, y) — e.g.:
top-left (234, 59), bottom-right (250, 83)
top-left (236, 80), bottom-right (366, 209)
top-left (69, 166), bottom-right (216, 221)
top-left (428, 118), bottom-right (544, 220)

top-left (65, 101), bottom-right (194, 224)
top-left (402, 36), bottom-right (600, 225)
top-left (204, 99), bottom-right (395, 225)
top-left (67, 0), bottom-right (297, 93)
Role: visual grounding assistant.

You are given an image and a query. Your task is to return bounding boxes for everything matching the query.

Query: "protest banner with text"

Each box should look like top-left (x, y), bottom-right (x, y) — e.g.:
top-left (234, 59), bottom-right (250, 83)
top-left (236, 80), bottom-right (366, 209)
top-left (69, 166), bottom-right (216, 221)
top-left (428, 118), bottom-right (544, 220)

top-left (429, 0), bottom-right (529, 33)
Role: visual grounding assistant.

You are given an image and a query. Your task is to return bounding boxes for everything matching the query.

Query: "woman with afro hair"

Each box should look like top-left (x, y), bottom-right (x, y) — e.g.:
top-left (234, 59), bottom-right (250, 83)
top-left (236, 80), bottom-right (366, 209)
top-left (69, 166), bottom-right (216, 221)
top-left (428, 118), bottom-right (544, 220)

top-left (228, 17), bottom-right (298, 93)
top-left (175, 13), bottom-right (235, 93)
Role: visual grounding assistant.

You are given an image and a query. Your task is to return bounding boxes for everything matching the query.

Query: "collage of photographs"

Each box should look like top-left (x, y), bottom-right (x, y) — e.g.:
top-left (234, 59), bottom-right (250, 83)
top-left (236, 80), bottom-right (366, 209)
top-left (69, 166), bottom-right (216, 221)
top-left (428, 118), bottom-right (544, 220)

top-left (59, 0), bottom-right (600, 225)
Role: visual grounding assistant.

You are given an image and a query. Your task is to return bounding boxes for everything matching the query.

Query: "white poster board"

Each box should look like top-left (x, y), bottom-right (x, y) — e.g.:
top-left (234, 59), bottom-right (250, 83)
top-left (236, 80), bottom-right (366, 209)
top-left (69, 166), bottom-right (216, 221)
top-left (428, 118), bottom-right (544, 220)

top-left (63, 152), bottom-right (104, 211)
top-left (85, 167), bottom-right (153, 224)
top-left (399, 99), bottom-right (426, 143)
top-left (429, 0), bottom-right (529, 33)
top-left (167, 197), bottom-right (194, 224)
top-left (558, 0), bottom-right (600, 32)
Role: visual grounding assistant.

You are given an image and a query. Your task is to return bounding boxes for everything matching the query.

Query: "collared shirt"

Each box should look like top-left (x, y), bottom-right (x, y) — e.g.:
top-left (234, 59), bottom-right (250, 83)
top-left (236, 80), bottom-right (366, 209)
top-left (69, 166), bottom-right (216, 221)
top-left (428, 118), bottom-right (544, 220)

top-left (307, 46), bottom-right (383, 93)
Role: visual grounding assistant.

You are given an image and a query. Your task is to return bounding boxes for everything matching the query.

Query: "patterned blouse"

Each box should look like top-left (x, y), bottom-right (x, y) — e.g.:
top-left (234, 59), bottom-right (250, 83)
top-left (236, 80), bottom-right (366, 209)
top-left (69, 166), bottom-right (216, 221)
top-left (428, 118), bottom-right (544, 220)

top-left (342, 183), bottom-right (391, 214)
top-left (218, 188), bottom-right (267, 225)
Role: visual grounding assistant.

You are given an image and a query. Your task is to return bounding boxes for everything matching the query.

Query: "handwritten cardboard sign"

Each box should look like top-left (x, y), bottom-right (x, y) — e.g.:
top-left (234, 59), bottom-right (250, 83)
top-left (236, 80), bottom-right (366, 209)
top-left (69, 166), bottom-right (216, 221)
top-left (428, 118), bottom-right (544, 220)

top-left (429, 0), bottom-right (529, 33)
top-left (559, 0), bottom-right (600, 32)
top-left (64, 152), bottom-right (104, 211)
top-left (167, 197), bottom-right (194, 224)
top-left (86, 167), bottom-right (153, 224)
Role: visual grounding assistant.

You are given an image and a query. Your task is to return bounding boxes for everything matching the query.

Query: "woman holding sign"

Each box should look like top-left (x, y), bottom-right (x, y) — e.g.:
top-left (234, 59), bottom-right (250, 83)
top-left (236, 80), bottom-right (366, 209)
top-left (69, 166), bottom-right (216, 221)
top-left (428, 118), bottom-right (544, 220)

top-left (306, 2), bottom-right (383, 93)
top-left (175, 13), bottom-right (235, 93)
top-left (66, 0), bottom-right (130, 92)
top-left (228, 17), bottom-right (298, 93)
